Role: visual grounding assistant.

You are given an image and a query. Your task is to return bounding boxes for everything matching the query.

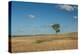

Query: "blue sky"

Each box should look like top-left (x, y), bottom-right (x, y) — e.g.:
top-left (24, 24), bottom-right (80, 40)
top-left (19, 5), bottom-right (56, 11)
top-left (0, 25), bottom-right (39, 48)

top-left (11, 1), bottom-right (78, 35)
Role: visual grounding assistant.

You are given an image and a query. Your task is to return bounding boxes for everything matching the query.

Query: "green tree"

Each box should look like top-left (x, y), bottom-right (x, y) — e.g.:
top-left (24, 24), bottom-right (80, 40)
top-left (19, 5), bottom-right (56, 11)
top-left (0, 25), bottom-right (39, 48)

top-left (51, 24), bottom-right (60, 35)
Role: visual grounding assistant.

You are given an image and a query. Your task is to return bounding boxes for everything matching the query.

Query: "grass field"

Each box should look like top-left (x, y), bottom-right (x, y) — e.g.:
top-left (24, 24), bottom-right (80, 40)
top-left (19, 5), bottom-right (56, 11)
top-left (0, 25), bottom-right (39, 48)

top-left (9, 32), bottom-right (78, 53)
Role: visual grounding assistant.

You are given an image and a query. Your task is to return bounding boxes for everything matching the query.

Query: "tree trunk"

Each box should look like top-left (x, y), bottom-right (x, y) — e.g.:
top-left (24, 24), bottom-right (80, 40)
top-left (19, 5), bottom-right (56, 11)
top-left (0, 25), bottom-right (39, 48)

top-left (56, 31), bottom-right (57, 36)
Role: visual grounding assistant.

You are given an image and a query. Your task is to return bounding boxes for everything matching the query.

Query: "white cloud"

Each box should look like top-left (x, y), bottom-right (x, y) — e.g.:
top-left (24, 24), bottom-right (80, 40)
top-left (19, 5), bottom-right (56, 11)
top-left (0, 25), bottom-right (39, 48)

top-left (16, 28), bottom-right (25, 32)
top-left (73, 16), bottom-right (78, 19)
top-left (57, 5), bottom-right (76, 11)
top-left (28, 14), bottom-right (36, 19)
top-left (50, 24), bottom-right (53, 26)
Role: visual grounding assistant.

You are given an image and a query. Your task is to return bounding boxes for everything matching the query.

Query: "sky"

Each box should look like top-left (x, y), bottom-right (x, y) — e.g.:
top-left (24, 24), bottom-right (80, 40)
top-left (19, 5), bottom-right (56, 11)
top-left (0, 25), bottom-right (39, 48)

top-left (10, 1), bottom-right (78, 35)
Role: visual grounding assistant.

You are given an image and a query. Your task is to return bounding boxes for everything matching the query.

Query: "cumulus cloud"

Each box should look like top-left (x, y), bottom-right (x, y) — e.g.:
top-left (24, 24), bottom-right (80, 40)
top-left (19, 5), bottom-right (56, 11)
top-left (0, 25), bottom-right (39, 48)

top-left (57, 4), bottom-right (77, 11)
top-left (50, 24), bottom-right (53, 26)
top-left (16, 28), bottom-right (25, 32)
top-left (28, 14), bottom-right (36, 19)
top-left (73, 16), bottom-right (78, 19)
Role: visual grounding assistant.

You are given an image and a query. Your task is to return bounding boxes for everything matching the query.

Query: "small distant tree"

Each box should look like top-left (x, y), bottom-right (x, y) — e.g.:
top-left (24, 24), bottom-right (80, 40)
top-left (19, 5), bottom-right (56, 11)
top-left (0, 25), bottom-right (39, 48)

top-left (51, 24), bottom-right (60, 35)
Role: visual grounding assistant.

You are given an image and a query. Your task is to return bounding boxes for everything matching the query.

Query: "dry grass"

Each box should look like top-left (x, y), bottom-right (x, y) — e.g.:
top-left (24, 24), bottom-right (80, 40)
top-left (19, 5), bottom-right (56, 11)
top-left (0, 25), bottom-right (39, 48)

top-left (9, 32), bottom-right (78, 53)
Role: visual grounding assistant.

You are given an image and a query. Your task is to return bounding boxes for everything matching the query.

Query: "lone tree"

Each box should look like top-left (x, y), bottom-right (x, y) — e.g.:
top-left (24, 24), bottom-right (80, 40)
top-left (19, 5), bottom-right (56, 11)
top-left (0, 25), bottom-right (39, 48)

top-left (51, 24), bottom-right (60, 35)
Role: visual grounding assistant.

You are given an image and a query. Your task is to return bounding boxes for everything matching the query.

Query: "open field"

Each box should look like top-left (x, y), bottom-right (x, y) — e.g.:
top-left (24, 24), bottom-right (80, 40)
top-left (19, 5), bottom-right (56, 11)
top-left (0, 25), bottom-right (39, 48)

top-left (9, 32), bottom-right (78, 53)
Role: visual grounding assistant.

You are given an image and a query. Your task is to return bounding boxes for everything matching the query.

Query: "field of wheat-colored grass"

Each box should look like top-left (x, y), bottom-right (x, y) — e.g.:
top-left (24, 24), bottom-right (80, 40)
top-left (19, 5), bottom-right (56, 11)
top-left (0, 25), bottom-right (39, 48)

top-left (9, 32), bottom-right (78, 53)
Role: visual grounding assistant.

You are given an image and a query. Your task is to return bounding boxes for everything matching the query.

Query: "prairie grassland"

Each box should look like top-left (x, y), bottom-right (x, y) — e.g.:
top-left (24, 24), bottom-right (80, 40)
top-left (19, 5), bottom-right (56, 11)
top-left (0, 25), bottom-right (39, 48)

top-left (10, 32), bottom-right (78, 53)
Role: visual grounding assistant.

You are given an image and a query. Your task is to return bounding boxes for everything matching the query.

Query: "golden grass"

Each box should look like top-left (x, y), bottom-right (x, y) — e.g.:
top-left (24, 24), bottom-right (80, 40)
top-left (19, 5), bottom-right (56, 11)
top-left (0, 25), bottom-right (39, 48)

top-left (9, 32), bottom-right (78, 53)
